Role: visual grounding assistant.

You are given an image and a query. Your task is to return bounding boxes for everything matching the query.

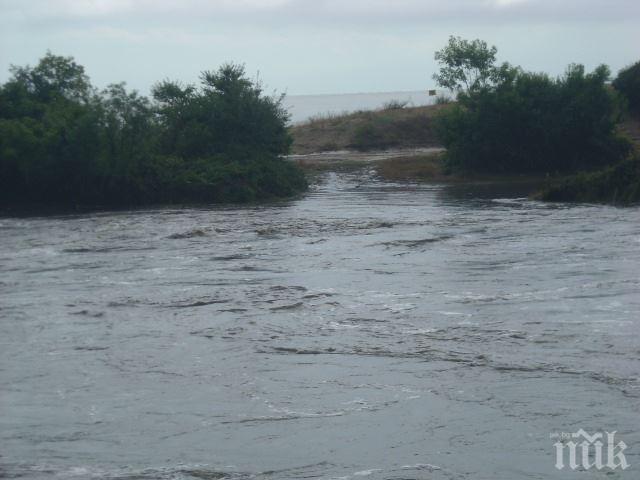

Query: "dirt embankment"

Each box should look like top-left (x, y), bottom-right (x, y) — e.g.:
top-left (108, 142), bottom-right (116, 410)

top-left (289, 104), bottom-right (447, 155)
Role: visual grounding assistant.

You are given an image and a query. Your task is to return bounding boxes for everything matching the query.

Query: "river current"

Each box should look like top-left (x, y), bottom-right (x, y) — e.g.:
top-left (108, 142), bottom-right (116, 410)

top-left (1, 170), bottom-right (639, 479)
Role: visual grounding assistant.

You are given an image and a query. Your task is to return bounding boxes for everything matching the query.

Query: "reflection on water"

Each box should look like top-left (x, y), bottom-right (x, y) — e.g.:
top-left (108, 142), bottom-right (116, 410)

top-left (1, 171), bottom-right (639, 479)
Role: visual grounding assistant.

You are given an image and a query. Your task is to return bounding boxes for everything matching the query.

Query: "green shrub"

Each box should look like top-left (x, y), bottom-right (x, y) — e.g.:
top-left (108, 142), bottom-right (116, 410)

top-left (382, 99), bottom-right (409, 110)
top-left (434, 94), bottom-right (451, 105)
top-left (613, 61), bottom-right (640, 116)
top-left (352, 122), bottom-right (389, 150)
top-left (434, 63), bottom-right (631, 174)
top-left (537, 154), bottom-right (640, 204)
top-left (0, 54), bottom-right (306, 208)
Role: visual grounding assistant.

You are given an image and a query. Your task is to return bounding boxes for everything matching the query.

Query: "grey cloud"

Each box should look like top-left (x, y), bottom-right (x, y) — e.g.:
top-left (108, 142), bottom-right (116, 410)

top-left (1, 0), bottom-right (638, 95)
top-left (2, 0), bottom-right (639, 28)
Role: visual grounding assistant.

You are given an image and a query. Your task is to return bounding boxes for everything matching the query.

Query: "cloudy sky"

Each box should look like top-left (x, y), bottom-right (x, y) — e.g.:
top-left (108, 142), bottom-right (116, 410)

top-left (1, 0), bottom-right (639, 95)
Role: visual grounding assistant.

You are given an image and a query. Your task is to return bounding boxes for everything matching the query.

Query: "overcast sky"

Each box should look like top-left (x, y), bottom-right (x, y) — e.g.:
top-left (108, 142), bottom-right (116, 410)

top-left (1, 0), bottom-right (639, 96)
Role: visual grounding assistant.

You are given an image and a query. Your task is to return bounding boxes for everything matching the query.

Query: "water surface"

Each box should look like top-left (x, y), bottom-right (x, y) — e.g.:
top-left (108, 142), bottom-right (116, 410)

top-left (1, 171), bottom-right (639, 479)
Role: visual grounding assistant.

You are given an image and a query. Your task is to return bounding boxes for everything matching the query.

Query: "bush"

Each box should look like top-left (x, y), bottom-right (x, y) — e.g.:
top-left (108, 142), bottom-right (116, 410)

top-left (382, 99), bottom-right (409, 110)
top-left (613, 61), bottom-right (640, 116)
top-left (0, 54), bottom-right (307, 208)
top-left (434, 64), bottom-right (631, 174)
top-left (537, 154), bottom-right (640, 204)
top-left (434, 94), bottom-right (451, 105)
top-left (352, 121), bottom-right (390, 150)
top-left (152, 64), bottom-right (292, 161)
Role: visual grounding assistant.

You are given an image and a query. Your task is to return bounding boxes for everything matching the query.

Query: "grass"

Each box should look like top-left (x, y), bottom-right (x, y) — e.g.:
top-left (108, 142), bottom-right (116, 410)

top-left (374, 152), bottom-right (548, 185)
top-left (292, 158), bottom-right (374, 174)
top-left (375, 153), bottom-right (447, 181)
top-left (289, 104), bottom-right (447, 155)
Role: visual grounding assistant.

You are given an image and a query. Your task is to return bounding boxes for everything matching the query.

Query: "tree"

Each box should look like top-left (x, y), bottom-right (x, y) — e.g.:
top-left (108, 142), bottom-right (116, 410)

top-left (152, 63), bottom-right (291, 160)
top-left (433, 36), bottom-right (507, 94)
top-left (0, 54), bottom-right (306, 207)
top-left (434, 51), bottom-right (630, 174)
top-left (613, 60), bottom-right (640, 116)
top-left (9, 51), bottom-right (92, 103)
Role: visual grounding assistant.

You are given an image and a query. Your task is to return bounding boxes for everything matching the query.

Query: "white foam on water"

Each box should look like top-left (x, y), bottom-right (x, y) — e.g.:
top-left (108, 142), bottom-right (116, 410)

top-left (353, 468), bottom-right (382, 476)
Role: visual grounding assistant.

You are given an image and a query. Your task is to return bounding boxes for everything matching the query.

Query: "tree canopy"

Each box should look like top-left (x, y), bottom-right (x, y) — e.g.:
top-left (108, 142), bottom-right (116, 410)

top-left (0, 54), bottom-right (306, 208)
top-left (433, 36), bottom-right (515, 94)
top-left (613, 60), bottom-right (640, 116)
top-left (433, 39), bottom-right (631, 174)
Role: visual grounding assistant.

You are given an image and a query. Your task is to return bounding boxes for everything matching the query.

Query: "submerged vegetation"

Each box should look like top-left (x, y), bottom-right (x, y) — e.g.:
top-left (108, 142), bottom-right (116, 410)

top-left (0, 53), bottom-right (306, 208)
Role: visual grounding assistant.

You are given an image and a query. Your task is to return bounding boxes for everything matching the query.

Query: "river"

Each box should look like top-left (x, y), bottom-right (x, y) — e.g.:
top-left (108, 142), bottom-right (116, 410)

top-left (1, 169), bottom-right (639, 479)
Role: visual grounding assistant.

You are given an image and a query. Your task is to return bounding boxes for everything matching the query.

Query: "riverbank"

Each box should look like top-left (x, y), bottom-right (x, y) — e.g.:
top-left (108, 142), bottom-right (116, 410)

top-left (289, 104), bottom-right (547, 186)
top-left (289, 104), bottom-right (640, 204)
top-left (289, 104), bottom-right (446, 155)
top-left (290, 148), bottom-right (546, 199)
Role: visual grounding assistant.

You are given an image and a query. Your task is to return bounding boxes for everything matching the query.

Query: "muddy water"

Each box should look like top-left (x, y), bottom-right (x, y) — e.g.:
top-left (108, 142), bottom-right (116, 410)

top-left (1, 170), bottom-right (639, 479)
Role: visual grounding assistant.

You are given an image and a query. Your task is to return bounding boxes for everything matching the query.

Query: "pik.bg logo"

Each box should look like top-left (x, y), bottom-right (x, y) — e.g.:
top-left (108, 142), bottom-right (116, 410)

top-left (551, 429), bottom-right (630, 470)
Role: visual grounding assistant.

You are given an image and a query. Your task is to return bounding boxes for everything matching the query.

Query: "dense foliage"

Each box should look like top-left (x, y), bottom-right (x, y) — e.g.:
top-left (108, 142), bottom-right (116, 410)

top-left (433, 36), bottom-right (509, 94)
top-left (433, 41), bottom-right (631, 174)
top-left (537, 154), bottom-right (640, 204)
top-left (613, 61), bottom-right (640, 117)
top-left (0, 53), bottom-right (306, 208)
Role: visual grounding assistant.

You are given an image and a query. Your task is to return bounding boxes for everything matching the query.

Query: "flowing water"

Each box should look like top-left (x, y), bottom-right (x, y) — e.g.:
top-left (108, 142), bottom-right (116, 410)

top-left (1, 170), bottom-right (639, 479)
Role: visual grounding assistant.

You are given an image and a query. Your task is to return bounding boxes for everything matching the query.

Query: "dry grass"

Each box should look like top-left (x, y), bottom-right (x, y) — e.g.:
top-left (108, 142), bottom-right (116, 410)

top-left (375, 153), bottom-right (448, 181)
top-left (291, 158), bottom-right (372, 174)
top-left (289, 104), bottom-right (448, 155)
top-left (375, 153), bottom-right (549, 184)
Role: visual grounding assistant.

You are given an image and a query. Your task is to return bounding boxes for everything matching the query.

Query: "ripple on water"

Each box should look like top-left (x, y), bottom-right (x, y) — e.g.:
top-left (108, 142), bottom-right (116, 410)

top-left (1, 173), bottom-right (639, 480)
